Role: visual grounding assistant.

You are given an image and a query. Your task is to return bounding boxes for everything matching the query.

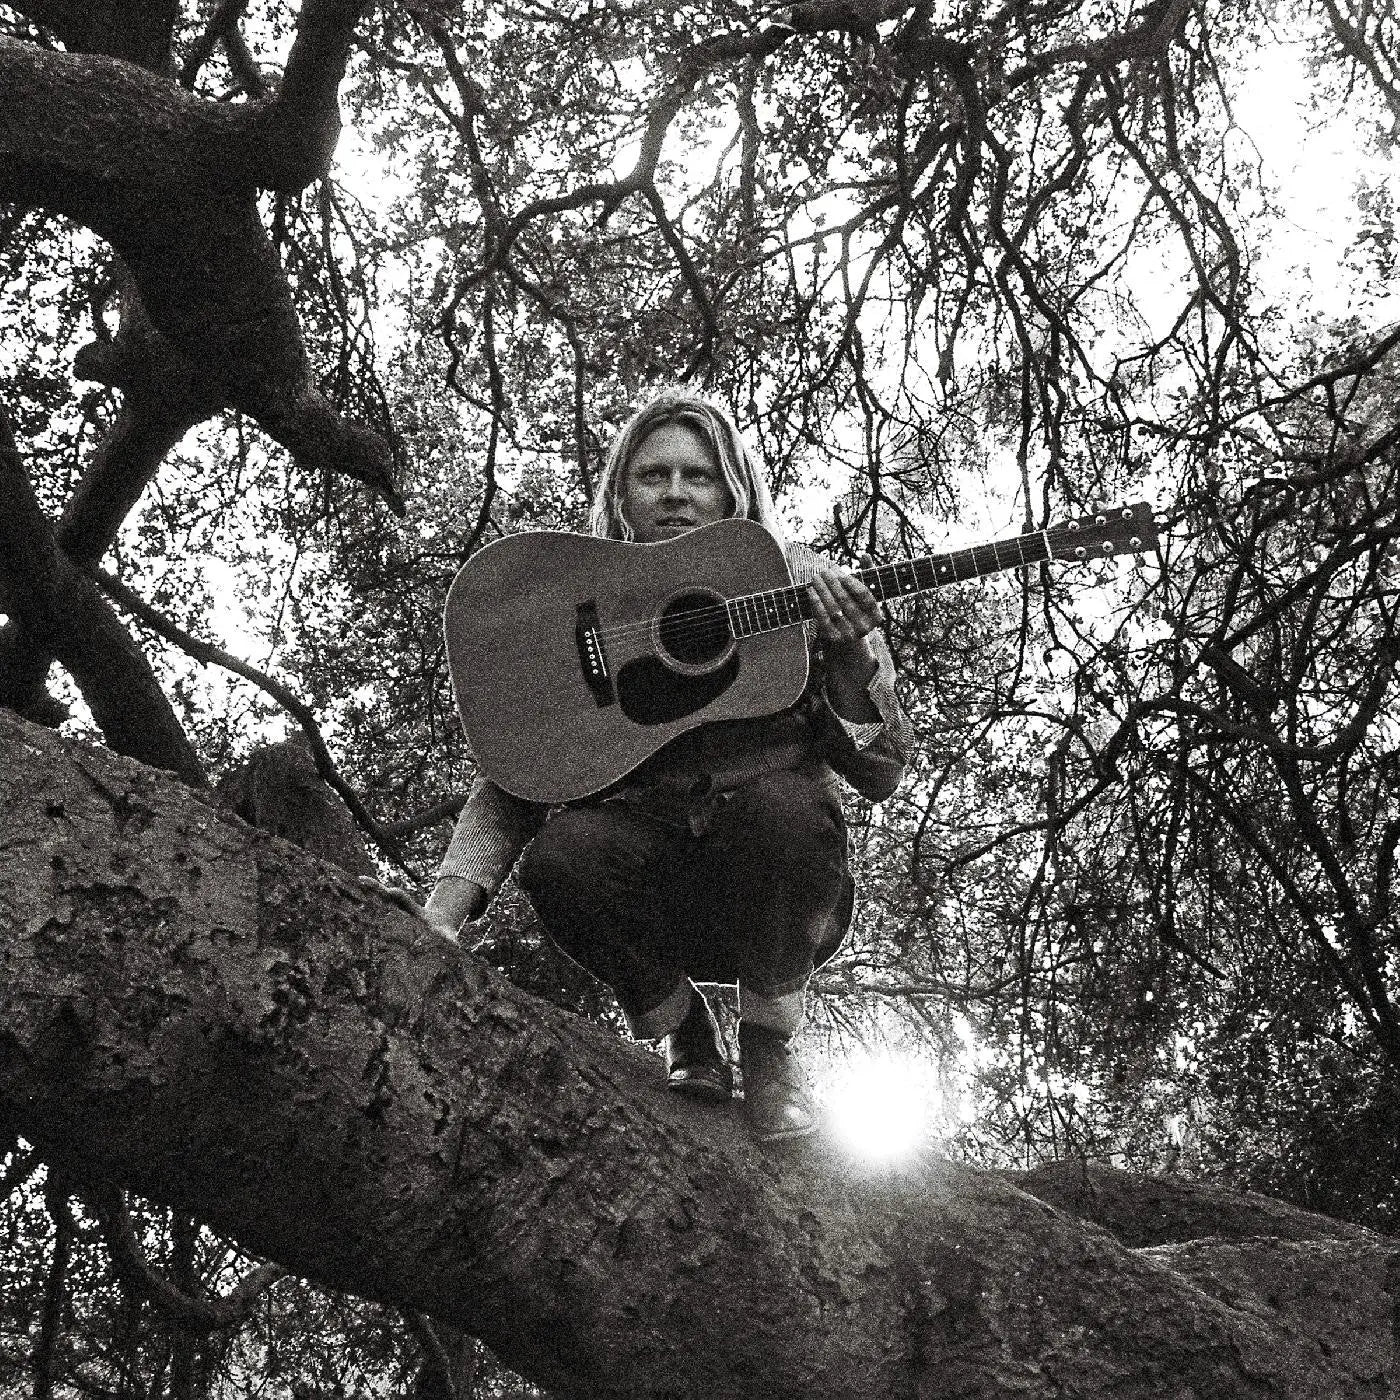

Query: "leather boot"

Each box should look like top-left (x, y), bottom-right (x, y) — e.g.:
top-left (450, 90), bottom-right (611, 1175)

top-left (739, 1022), bottom-right (818, 1142)
top-left (663, 991), bottom-right (733, 1101)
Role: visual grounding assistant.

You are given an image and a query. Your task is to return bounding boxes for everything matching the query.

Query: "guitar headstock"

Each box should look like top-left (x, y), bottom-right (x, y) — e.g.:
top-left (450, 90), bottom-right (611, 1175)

top-left (1046, 502), bottom-right (1159, 561)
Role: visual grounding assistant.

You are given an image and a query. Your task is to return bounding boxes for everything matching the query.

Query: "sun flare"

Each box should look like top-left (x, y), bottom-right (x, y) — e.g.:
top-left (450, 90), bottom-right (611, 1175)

top-left (822, 1051), bottom-right (939, 1161)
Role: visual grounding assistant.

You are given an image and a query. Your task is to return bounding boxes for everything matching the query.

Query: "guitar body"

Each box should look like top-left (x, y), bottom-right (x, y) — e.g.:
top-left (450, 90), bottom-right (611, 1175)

top-left (443, 518), bottom-right (810, 804)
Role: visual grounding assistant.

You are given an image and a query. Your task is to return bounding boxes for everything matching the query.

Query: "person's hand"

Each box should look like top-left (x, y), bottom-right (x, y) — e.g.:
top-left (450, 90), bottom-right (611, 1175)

top-left (807, 562), bottom-right (881, 646)
top-left (357, 876), bottom-right (485, 941)
top-left (809, 560), bottom-right (882, 721)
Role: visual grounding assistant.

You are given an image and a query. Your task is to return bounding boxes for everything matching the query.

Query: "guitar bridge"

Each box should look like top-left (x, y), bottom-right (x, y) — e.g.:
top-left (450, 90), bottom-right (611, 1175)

top-left (575, 601), bottom-right (614, 708)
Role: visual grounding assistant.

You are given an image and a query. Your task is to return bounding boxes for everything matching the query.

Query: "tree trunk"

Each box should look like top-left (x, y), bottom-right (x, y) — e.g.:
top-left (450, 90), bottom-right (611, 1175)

top-left (0, 710), bottom-right (1395, 1399)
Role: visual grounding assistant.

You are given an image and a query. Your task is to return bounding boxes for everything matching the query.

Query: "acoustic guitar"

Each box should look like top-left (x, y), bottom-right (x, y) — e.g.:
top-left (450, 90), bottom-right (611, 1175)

top-left (444, 503), bottom-right (1158, 803)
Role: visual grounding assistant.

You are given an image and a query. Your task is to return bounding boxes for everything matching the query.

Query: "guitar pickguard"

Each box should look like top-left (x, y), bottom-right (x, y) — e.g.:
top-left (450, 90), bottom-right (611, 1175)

top-left (616, 653), bottom-right (741, 726)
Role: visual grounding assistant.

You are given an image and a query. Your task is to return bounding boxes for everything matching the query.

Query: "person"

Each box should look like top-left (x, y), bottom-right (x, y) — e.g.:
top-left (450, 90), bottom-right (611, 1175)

top-left (424, 391), bottom-right (911, 1141)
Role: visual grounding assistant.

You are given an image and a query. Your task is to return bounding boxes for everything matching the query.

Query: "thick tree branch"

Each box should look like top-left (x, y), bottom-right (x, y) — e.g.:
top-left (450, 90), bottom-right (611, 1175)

top-left (1007, 1159), bottom-right (1380, 1248)
top-left (0, 25), bottom-right (403, 513)
top-left (0, 408), bottom-right (207, 786)
top-left (1, 710), bottom-right (1397, 1399)
top-left (249, 0), bottom-right (370, 191)
top-left (778, 0), bottom-right (905, 37)
top-left (14, 0), bottom-right (179, 68)
top-left (0, 39), bottom-right (251, 189)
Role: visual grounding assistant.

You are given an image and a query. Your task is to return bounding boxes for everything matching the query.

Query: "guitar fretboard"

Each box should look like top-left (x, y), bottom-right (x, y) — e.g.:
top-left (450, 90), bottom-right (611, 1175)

top-left (726, 530), bottom-right (1053, 638)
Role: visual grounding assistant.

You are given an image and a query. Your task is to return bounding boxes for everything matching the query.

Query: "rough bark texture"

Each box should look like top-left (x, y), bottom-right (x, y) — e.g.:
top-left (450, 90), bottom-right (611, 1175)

top-left (0, 415), bottom-right (208, 784)
top-left (1005, 1158), bottom-right (1379, 1246)
top-left (0, 1), bottom-right (400, 760)
top-left (1, 710), bottom-right (1397, 1399)
top-left (0, 3), bottom-right (397, 500)
top-left (214, 736), bottom-right (375, 877)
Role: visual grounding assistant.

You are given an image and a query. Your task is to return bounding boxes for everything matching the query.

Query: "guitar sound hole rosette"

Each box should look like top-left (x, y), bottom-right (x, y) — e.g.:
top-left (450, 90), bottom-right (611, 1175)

top-left (652, 587), bottom-right (738, 676)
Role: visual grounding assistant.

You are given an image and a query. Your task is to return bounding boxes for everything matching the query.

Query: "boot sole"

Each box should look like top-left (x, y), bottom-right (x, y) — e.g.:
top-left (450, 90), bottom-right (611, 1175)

top-left (667, 1067), bottom-right (734, 1101)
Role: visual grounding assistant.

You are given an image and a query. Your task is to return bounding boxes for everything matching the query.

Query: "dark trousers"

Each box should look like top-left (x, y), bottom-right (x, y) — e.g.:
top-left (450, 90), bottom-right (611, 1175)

top-left (517, 769), bottom-right (853, 1038)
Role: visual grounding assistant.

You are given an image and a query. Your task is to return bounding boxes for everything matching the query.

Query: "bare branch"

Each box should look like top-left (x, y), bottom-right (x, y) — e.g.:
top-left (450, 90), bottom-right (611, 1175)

top-left (0, 405), bottom-right (208, 786)
top-left (179, 0), bottom-right (254, 90)
top-left (86, 1185), bottom-right (286, 1332)
top-left (87, 563), bottom-right (411, 866)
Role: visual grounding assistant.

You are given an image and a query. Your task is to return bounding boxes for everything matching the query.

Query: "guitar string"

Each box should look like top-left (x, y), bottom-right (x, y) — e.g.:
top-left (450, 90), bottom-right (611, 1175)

top-left (586, 565), bottom-right (901, 645)
top-left (583, 529), bottom-right (1118, 647)
top-left (584, 548), bottom-right (1078, 646)
top-left (586, 566), bottom-right (920, 644)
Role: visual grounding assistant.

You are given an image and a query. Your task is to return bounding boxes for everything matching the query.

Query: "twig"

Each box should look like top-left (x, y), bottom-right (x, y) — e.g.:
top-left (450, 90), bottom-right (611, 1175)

top-left (87, 564), bottom-right (412, 866)
top-left (86, 1186), bottom-right (285, 1331)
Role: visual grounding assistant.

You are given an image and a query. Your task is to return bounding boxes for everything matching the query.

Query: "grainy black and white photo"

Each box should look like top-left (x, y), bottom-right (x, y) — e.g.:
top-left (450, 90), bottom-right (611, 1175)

top-left (2, 0), bottom-right (1399, 1395)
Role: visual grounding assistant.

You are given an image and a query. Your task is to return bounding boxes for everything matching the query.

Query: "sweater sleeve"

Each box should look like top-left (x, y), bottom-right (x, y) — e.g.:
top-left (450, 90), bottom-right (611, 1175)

top-left (786, 542), bottom-right (913, 803)
top-left (816, 627), bottom-right (912, 802)
top-left (436, 775), bottom-right (545, 901)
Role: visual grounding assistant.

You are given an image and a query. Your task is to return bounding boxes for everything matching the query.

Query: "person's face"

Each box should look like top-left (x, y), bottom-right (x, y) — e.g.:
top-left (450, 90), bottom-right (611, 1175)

top-left (620, 421), bottom-right (734, 543)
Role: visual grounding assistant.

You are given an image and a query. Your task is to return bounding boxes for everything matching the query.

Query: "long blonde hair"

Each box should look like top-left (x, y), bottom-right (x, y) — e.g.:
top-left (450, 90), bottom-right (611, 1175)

top-left (589, 391), bottom-right (786, 546)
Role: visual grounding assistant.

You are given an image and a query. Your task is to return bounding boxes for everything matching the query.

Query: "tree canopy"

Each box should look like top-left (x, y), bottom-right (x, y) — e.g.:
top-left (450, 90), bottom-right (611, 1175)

top-left (3, 0), bottom-right (1400, 1395)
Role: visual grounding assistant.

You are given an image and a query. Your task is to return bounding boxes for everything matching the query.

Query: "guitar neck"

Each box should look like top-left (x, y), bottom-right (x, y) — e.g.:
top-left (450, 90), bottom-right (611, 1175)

top-left (727, 529), bottom-right (1054, 638)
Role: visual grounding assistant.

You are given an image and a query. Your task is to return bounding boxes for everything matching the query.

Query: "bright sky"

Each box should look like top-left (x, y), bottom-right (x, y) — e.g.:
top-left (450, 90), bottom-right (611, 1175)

top-left (1231, 37), bottom-right (1400, 323)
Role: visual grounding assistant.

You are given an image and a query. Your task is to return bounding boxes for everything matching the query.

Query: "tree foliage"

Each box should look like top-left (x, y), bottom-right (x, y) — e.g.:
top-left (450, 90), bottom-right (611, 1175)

top-left (3, 0), bottom-right (1400, 1393)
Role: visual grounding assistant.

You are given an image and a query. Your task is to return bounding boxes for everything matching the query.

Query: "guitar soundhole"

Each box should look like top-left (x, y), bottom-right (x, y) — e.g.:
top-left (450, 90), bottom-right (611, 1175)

top-left (656, 590), bottom-right (733, 672)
